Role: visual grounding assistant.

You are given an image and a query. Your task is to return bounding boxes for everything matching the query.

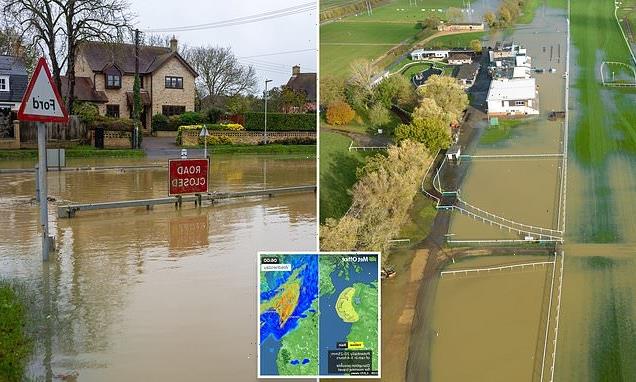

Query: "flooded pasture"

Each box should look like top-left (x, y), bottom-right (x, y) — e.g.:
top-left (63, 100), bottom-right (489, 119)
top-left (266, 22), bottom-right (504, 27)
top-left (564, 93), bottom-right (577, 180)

top-left (0, 155), bottom-right (316, 381)
top-left (425, 255), bottom-right (552, 382)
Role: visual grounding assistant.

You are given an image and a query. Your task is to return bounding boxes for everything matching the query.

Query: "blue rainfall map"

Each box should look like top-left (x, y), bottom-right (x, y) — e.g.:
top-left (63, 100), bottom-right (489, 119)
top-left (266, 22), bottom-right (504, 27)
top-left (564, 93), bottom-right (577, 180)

top-left (258, 253), bottom-right (380, 378)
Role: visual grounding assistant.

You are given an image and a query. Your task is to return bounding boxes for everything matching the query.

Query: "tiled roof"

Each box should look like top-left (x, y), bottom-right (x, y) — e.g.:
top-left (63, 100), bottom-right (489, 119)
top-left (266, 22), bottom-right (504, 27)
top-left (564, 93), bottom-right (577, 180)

top-left (285, 72), bottom-right (316, 102)
top-left (61, 76), bottom-right (108, 103)
top-left (77, 41), bottom-right (197, 76)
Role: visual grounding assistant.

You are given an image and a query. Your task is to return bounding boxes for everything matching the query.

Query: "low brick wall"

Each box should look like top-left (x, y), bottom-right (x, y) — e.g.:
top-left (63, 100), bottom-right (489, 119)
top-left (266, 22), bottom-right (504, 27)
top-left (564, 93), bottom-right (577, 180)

top-left (90, 130), bottom-right (132, 148)
top-left (0, 121), bottom-right (20, 149)
top-left (181, 130), bottom-right (316, 146)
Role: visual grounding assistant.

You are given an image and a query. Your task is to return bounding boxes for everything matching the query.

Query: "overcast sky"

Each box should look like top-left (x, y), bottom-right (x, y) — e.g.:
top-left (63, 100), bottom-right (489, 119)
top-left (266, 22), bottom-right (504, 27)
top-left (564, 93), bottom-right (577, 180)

top-left (128, 0), bottom-right (317, 91)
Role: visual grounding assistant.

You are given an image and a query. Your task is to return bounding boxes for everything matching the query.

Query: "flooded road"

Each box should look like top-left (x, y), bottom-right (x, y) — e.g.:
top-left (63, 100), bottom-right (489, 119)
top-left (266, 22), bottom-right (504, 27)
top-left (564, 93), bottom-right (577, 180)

top-left (0, 155), bottom-right (316, 381)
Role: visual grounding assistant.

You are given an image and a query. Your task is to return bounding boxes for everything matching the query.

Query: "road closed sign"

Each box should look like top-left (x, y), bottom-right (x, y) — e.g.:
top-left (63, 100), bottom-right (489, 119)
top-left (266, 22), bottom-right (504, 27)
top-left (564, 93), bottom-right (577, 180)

top-left (18, 57), bottom-right (69, 123)
top-left (169, 158), bottom-right (209, 195)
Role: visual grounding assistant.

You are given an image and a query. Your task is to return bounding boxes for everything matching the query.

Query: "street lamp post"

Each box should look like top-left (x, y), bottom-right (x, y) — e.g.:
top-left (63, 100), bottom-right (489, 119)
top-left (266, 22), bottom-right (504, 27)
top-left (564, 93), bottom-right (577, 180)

top-left (264, 79), bottom-right (272, 144)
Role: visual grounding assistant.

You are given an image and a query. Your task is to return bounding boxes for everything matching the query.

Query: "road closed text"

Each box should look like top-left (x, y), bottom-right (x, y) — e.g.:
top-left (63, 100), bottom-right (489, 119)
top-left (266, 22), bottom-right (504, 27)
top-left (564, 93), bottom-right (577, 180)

top-left (169, 159), bottom-right (209, 195)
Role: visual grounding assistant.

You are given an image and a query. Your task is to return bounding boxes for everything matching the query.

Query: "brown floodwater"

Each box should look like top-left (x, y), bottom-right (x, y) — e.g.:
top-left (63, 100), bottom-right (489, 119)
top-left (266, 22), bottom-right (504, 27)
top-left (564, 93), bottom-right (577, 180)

top-left (448, 7), bottom-right (568, 240)
top-left (0, 155), bottom-right (316, 381)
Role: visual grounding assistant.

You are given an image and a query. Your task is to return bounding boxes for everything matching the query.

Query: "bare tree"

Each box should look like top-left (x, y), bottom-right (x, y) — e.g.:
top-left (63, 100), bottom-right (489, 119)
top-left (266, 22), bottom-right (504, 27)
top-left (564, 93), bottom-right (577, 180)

top-left (187, 46), bottom-right (257, 105)
top-left (4, 0), bottom-right (64, 93)
top-left (3, 0), bottom-right (134, 111)
top-left (0, 26), bottom-right (39, 72)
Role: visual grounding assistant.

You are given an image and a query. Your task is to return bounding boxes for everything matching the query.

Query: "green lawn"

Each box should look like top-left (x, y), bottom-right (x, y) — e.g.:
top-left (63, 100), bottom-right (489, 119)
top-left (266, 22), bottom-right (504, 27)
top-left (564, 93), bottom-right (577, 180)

top-left (0, 146), bottom-right (145, 160)
top-left (422, 31), bottom-right (487, 49)
top-left (0, 284), bottom-right (31, 382)
top-left (401, 62), bottom-right (432, 80)
top-left (319, 131), bottom-right (367, 223)
top-left (320, 0), bottom-right (464, 78)
top-left (321, 44), bottom-right (394, 79)
top-left (321, 21), bottom-right (419, 44)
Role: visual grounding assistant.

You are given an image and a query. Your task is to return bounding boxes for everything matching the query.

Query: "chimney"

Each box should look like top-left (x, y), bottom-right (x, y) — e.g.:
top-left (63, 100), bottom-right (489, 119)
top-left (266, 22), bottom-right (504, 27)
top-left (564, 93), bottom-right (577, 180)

top-left (292, 65), bottom-right (300, 76)
top-left (170, 36), bottom-right (178, 52)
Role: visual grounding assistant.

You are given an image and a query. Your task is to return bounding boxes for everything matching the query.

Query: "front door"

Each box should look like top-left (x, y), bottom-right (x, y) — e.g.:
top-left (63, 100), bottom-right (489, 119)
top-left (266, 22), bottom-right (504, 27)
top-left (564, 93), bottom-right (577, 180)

top-left (95, 128), bottom-right (104, 149)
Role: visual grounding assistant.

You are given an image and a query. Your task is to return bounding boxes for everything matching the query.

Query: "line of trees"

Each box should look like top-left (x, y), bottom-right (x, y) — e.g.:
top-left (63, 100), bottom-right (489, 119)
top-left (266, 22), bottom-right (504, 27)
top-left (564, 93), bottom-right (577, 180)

top-left (484, 0), bottom-right (532, 29)
top-left (320, 140), bottom-right (432, 266)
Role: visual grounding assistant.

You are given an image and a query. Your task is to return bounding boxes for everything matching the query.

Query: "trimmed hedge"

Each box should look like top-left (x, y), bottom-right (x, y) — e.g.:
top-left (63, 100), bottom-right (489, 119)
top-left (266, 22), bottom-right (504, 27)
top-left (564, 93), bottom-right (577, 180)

top-left (89, 117), bottom-right (135, 131)
top-left (243, 112), bottom-right (316, 131)
top-left (176, 123), bottom-right (245, 145)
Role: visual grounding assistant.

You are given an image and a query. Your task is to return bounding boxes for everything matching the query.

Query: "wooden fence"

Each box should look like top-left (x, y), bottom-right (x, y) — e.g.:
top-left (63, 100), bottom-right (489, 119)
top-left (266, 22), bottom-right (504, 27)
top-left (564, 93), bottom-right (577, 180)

top-left (19, 115), bottom-right (87, 145)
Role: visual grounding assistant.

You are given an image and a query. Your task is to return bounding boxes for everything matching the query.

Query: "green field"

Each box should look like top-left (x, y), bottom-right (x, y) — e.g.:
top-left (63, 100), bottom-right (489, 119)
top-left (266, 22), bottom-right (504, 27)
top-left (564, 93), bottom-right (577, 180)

top-left (320, 0), bottom-right (463, 78)
top-left (427, 255), bottom-right (552, 382)
top-left (319, 131), bottom-right (366, 222)
top-left (422, 31), bottom-right (486, 48)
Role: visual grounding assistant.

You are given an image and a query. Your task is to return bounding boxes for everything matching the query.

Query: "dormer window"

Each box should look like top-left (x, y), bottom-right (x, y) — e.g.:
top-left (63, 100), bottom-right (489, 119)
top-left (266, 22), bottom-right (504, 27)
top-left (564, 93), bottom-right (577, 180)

top-left (106, 74), bottom-right (121, 89)
top-left (104, 66), bottom-right (122, 89)
top-left (0, 76), bottom-right (9, 92)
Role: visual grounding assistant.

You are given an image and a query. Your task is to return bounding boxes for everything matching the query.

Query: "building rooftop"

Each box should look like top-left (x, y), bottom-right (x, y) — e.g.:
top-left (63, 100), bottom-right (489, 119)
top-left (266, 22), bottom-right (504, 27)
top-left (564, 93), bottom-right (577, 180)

top-left (486, 78), bottom-right (536, 101)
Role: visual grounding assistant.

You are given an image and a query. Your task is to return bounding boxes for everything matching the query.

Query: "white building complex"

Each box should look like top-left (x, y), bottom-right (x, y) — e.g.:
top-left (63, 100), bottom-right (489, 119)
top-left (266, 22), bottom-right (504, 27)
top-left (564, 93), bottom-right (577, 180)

top-left (486, 77), bottom-right (539, 116)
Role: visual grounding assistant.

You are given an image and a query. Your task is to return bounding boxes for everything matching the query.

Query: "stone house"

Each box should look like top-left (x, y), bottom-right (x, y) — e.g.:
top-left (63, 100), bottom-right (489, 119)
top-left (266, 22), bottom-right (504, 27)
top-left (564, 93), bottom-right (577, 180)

top-left (283, 65), bottom-right (316, 112)
top-left (66, 37), bottom-right (197, 132)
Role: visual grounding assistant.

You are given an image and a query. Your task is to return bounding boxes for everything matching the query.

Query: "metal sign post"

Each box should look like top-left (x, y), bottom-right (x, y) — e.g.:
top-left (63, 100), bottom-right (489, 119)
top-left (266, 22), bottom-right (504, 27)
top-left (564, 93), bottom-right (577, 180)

top-left (199, 125), bottom-right (209, 159)
top-left (17, 57), bottom-right (69, 261)
top-left (37, 122), bottom-right (50, 260)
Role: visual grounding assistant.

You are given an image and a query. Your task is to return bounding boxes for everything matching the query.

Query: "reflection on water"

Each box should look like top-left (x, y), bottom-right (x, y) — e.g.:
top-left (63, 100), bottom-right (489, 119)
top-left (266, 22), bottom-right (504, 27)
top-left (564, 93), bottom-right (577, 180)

top-left (0, 155), bottom-right (316, 381)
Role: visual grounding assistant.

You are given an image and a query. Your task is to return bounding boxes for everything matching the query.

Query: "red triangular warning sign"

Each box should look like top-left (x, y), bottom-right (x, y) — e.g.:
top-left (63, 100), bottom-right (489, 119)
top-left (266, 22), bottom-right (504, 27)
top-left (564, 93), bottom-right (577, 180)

top-left (17, 57), bottom-right (69, 123)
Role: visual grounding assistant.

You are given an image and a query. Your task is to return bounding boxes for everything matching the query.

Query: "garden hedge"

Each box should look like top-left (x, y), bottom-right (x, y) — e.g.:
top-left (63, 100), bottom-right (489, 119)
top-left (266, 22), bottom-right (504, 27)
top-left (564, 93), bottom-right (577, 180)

top-left (243, 112), bottom-right (316, 131)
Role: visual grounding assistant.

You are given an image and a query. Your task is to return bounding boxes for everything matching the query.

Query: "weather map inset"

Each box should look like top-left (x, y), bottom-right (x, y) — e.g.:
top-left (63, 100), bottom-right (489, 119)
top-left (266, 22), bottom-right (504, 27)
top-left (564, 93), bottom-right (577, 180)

top-left (258, 252), bottom-right (381, 378)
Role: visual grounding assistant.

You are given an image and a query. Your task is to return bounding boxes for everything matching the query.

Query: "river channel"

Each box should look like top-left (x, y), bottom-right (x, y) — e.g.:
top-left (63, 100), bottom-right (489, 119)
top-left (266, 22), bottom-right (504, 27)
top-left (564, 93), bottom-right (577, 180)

top-left (0, 155), bottom-right (316, 381)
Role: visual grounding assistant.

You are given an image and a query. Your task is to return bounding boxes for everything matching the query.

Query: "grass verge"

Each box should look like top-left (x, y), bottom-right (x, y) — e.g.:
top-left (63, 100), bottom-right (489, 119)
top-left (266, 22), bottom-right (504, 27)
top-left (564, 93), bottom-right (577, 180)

top-left (184, 144), bottom-right (316, 155)
top-left (0, 145), bottom-right (145, 160)
top-left (0, 283), bottom-right (31, 382)
top-left (319, 131), bottom-right (369, 223)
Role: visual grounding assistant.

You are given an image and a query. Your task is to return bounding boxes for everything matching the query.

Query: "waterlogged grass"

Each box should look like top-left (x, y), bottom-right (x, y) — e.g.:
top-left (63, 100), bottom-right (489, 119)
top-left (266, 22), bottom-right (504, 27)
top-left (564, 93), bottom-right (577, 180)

top-left (0, 284), bottom-right (31, 382)
top-left (556, 253), bottom-right (636, 381)
top-left (398, 192), bottom-right (437, 244)
top-left (479, 119), bottom-right (527, 145)
top-left (568, 0), bottom-right (636, 242)
top-left (518, 0), bottom-right (541, 24)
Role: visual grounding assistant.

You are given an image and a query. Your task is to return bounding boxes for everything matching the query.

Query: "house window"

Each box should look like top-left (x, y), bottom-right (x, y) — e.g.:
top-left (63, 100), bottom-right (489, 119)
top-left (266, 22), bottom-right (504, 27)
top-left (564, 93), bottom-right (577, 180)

top-left (106, 104), bottom-right (120, 118)
top-left (0, 76), bottom-right (9, 92)
top-left (165, 76), bottom-right (183, 89)
top-left (106, 74), bottom-right (121, 89)
top-left (514, 100), bottom-right (525, 106)
top-left (162, 105), bottom-right (186, 117)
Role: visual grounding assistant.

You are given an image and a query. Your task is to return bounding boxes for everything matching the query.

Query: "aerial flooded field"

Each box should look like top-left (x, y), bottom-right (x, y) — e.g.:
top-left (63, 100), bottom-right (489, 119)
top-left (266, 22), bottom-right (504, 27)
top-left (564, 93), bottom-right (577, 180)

top-left (555, 0), bottom-right (636, 380)
top-left (413, 254), bottom-right (553, 382)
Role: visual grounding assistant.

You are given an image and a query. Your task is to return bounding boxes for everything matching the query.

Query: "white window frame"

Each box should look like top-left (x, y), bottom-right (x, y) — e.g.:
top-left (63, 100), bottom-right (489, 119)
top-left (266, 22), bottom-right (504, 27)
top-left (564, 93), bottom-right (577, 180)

top-left (0, 76), bottom-right (9, 92)
top-left (514, 100), bottom-right (525, 106)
